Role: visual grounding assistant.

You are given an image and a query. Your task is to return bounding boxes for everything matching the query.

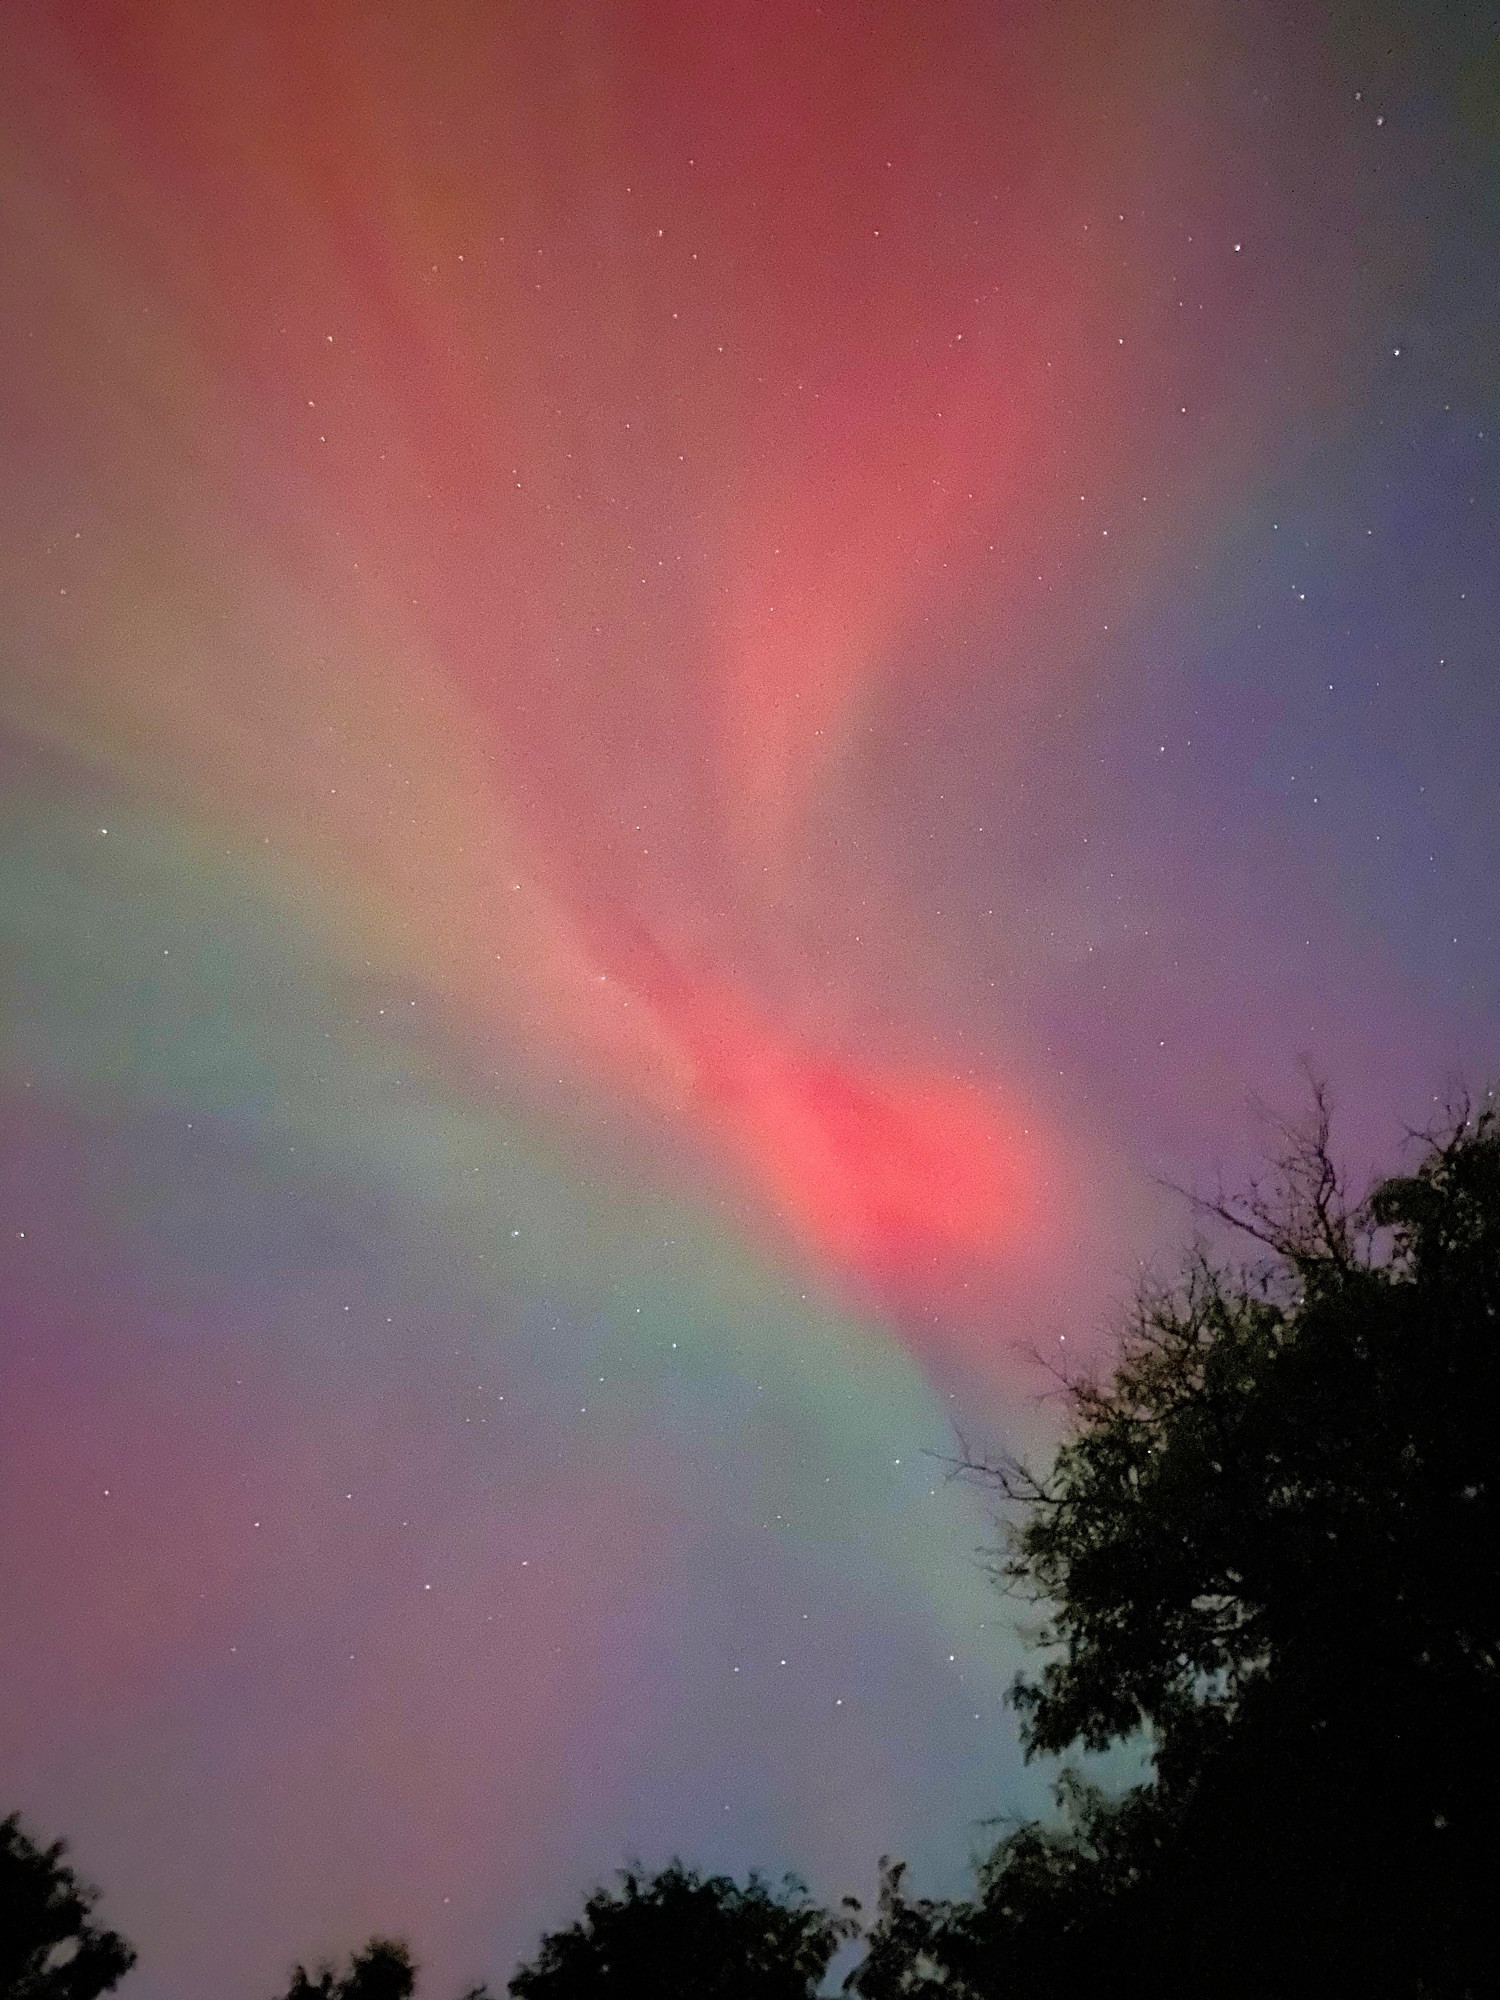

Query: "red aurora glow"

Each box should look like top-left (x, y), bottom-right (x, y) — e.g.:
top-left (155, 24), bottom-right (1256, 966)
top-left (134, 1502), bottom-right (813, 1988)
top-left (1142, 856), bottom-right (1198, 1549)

top-left (2, 0), bottom-right (1319, 1307)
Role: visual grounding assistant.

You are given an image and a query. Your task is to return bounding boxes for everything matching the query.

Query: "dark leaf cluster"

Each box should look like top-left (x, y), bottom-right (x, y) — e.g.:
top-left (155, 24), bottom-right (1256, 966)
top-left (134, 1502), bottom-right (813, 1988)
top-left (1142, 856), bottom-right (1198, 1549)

top-left (277, 1940), bottom-right (419, 2000)
top-left (506, 1860), bottom-right (856, 2000)
top-left (0, 1815), bottom-right (136, 2000)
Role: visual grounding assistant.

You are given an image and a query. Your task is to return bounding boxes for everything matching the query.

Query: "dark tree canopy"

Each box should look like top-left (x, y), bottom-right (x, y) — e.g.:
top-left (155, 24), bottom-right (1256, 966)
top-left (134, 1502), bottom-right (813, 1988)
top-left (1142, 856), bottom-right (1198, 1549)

top-left (0, 1813), bottom-right (136, 2000)
top-left (275, 1939), bottom-right (417, 2000)
top-left (507, 1861), bottom-right (856, 2000)
top-left (851, 1099), bottom-right (1500, 2000)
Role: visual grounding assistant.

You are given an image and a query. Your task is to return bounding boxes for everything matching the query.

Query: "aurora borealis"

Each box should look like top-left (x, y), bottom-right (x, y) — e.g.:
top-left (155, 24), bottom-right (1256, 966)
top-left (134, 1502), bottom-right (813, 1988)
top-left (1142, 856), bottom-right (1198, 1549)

top-left (2, 3), bottom-right (1497, 1995)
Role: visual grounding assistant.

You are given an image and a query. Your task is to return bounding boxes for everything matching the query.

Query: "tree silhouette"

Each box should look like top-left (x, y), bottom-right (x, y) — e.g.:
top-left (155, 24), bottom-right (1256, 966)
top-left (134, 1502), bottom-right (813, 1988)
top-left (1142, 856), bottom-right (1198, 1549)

top-left (851, 1094), bottom-right (1500, 1999)
top-left (274, 1939), bottom-right (417, 2000)
top-left (507, 1861), bottom-right (856, 2000)
top-left (0, 1812), bottom-right (136, 2000)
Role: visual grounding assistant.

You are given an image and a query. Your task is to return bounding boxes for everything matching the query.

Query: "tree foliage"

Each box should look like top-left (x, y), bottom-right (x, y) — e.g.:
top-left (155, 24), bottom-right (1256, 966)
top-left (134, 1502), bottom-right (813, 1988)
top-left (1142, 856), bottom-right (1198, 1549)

top-left (0, 1813), bottom-right (136, 2000)
top-left (275, 1939), bottom-right (418, 2000)
top-left (506, 1861), bottom-right (856, 2000)
top-left (851, 1096), bottom-right (1500, 1999)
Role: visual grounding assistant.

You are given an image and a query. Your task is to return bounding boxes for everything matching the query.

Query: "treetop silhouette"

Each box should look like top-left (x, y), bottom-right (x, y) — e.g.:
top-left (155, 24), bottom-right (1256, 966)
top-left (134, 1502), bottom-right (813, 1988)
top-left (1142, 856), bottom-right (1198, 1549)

top-left (850, 1091), bottom-right (1500, 1998)
top-left (0, 1812), bottom-right (136, 2000)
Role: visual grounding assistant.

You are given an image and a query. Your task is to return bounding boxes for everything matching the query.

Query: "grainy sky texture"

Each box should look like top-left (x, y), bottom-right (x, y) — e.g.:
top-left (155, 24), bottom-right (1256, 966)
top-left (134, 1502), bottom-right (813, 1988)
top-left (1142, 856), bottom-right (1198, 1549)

top-left (1, 4), bottom-right (1496, 1995)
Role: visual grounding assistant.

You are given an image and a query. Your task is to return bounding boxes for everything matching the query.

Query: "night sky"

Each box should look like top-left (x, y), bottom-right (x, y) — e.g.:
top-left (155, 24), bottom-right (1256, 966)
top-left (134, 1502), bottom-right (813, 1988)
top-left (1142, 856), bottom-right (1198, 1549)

top-left (1, 4), bottom-right (1497, 1996)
